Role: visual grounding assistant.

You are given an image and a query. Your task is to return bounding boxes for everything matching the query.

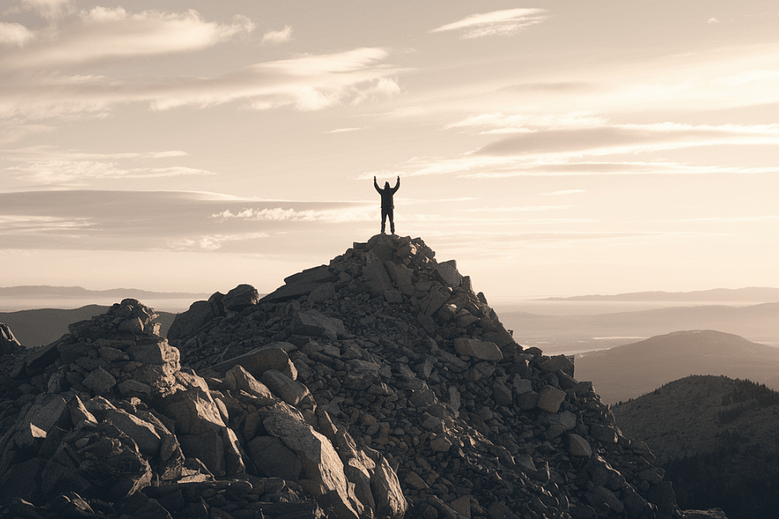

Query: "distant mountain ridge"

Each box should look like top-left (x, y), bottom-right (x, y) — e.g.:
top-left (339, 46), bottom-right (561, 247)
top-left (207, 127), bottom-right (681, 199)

top-left (542, 287), bottom-right (779, 302)
top-left (575, 329), bottom-right (779, 404)
top-left (0, 285), bottom-right (209, 299)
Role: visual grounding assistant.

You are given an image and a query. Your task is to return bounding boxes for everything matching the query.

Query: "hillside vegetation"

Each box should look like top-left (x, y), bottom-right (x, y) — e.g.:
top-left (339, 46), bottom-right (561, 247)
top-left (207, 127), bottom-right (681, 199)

top-left (613, 375), bottom-right (779, 519)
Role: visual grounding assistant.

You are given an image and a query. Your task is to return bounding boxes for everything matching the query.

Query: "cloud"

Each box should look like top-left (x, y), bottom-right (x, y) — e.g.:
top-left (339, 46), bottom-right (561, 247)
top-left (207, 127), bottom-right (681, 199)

top-left (475, 123), bottom-right (779, 157)
top-left (432, 8), bottom-right (548, 39)
top-left (0, 43), bottom-right (402, 120)
top-left (708, 18), bottom-right (720, 24)
top-left (16, 0), bottom-right (73, 20)
top-left (3, 8), bottom-right (256, 69)
top-left (0, 22), bottom-right (35, 46)
top-left (261, 25), bottom-right (292, 45)
top-left (0, 190), bottom-right (373, 253)
top-left (325, 127), bottom-right (366, 134)
top-left (211, 205), bottom-right (374, 223)
top-left (6, 159), bottom-right (214, 184)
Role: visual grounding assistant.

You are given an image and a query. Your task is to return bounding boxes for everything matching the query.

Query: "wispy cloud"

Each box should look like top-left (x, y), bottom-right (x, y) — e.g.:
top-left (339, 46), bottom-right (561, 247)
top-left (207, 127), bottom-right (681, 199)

top-left (211, 205), bottom-right (374, 223)
top-left (0, 22), bottom-right (35, 46)
top-left (326, 127), bottom-right (366, 134)
top-left (1, 45), bottom-right (402, 119)
top-left (476, 123), bottom-right (779, 157)
top-left (431, 8), bottom-right (548, 39)
top-left (2, 7), bottom-right (255, 69)
top-left (261, 25), bottom-right (292, 45)
top-left (0, 190), bottom-right (375, 252)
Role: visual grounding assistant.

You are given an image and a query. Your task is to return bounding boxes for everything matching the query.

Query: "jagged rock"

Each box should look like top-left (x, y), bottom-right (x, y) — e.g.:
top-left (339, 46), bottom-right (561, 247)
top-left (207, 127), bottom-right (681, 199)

top-left (264, 403), bottom-right (360, 519)
top-left (536, 385), bottom-right (566, 413)
top-left (291, 310), bottom-right (346, 339)
top-left (167, 299), bottom-right (219, 341)
top-left (0, 236), bottom-right (691, 519)
top-left (453, 338), bottom-right (503, 361)
top-left (0, 323), bottom-right (22, 353)
top-left (262, 369), bottom-right (311, 407)
top-left (247, 435), bottom-right (302, 480)
top-left (569, 433), bottom-right (593, 457)
top-left (221, 284), bottom-right (260, 312)
top-left (213, 343), bottom-right (297, 380)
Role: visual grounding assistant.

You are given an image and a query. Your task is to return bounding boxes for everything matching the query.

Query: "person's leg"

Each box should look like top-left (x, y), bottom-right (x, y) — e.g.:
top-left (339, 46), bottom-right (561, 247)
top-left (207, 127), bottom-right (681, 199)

top-left (389, 208), bottom-right (395, 234)
top-left (381, 208), bottom-right (387, 233)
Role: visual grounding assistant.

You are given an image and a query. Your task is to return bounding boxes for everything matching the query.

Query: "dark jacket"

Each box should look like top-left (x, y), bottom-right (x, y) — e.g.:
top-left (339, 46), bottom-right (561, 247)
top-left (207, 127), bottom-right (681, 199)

top-left (374, 178), bottom-right (400, 210)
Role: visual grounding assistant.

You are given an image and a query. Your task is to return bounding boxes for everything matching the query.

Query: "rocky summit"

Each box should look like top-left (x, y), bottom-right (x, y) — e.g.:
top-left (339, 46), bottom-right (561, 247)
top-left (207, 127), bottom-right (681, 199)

top-left (0, 234), bottom-right (706, 519)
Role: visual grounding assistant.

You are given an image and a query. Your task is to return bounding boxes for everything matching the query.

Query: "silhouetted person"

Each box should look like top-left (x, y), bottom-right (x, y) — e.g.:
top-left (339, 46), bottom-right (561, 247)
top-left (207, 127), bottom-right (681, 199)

top-left (374, 175), bottom-right (400, 234)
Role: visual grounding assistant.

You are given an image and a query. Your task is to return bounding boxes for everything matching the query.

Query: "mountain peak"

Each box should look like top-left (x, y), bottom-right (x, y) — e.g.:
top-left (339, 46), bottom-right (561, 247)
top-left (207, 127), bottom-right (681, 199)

top-left (0, 235), bottom-right (692, 519)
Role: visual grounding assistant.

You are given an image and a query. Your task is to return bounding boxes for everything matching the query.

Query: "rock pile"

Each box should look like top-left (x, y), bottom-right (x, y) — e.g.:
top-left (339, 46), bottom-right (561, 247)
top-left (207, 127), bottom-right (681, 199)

top-left (0, 234), bottom-right (698, 519)
top-left (165, 234), bottom-right (684, 519)
top-left (0, 298), bottom-right (403, 519)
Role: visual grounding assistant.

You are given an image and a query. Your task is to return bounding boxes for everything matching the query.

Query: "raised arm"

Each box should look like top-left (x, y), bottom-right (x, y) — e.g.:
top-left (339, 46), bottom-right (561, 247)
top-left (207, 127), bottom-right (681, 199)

top-left (374, 176), bottom-right (381, 193)
top-left (391, 176), bottom-right (400, 194)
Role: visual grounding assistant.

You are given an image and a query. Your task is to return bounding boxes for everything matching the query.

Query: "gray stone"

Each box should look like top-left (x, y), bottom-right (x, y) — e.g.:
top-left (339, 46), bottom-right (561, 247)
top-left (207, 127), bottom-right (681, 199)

top-left (105, 409), bottom-right (161, 456)
top-left (212, 343), bottom-right (297, 380)
top-left (363, 252), bottom-right (394, 298)
top-left (83, 366), bottom-right (117, 395)
top-left (453, 338), bottom-right (503, 361)
top-left (309, 282), bottom-right (336, 303)
top-left (167, 300), bottom-right (217, 341)
top-left (291, 310), bottom-right (346, 340)
top-left (492, 381), bottom-right (513, 406)
top-left (262, 369), bottom-right (311, 407)
top-left (568, 433), bottom-right (593, 457)
top-left (247, 435), bottom-right (303, 481)
top-left (222, 284), bottom-right (260, 311)
top-left (372, 456), bottom-right (407, 519)
top-left (433, 260), bottom-right (462, 288)
top-left (127, 340), bottom-right (180, 366)
top-left (536, 386), bottom-right (566, 413)
top-left (264, 404), bottom-right (359, 519)
top-left (225, 365), bottom-right (276, 405)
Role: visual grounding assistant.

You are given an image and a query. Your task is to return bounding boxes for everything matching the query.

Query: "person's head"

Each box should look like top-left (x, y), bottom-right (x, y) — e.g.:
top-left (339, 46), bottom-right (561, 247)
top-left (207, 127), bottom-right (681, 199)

top-left (384, 182), bottom-right (390, 189)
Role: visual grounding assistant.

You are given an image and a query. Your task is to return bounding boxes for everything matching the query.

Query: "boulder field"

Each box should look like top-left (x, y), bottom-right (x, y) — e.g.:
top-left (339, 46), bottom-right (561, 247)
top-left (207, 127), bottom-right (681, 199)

top-left (0, 234), bottom-right (705, 519)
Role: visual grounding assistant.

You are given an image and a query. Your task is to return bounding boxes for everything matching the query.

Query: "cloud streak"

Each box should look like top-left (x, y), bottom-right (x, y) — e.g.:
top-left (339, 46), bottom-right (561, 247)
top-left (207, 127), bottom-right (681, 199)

top-left (2, 7), bottom-right (255, 68)
top-left (432, 8), bottom-right (548, 39)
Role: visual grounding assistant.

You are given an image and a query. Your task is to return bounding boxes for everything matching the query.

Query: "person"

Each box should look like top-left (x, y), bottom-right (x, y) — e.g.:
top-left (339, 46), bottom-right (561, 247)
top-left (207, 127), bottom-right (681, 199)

top-left (374, 175), bottom-right (400, 234)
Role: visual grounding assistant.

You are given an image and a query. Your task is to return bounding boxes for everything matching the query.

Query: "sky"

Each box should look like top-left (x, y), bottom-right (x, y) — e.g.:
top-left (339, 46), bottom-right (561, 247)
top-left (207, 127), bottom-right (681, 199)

top-left (1, 0), bottom-right (779, 303)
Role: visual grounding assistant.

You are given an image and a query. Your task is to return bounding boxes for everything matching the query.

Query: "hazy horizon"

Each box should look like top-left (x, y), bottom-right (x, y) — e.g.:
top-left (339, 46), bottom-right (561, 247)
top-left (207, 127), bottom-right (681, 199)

top-left (2, 1), bottom-right (779, 299)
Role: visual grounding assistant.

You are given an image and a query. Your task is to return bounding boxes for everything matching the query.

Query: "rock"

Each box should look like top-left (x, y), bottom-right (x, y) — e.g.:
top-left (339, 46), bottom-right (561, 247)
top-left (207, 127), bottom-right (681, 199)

top-left (433, 260), bottom-right (462, 288)
top-left (82, 366), bottom-right (117, 395)
top-left (568, 434), bottom-right (593, 457)
top-left (167, 300), bottom-right (218, 341)
top-left (536, 386), bottom-right (566, 413)
top-left (453, 338), bottom-right (503, 361)
top-left (372, 456), bottom-right (407, 519)
top-left (222, 284), bottom-right (260, 311)
top-left (291, 310), bottom-right (346, 340)
top-left (0, 323), bottom-right (22, 353)
top-left (264, 404), bottom-right (360, 519)
top-left (247, 435), bottom-right (303, 480)
top-left (104, 409), bottom-right (161, 456)
top-left (262, 369), bottom-right (311, 407)
top-left (213, 344), bottom-right (297, 380)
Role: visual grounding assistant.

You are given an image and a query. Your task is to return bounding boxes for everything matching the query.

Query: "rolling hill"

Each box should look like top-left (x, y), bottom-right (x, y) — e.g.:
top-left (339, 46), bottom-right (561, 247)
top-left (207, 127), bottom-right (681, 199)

top-left (613, 375), bottom-right (779, 519)
top-left (574, 329), bottom-right (779, 404)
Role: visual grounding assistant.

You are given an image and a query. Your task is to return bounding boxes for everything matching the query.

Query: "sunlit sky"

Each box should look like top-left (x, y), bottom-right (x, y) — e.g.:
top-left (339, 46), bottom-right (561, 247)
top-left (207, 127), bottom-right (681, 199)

top-left (2, 0), bottom-right (779, 301)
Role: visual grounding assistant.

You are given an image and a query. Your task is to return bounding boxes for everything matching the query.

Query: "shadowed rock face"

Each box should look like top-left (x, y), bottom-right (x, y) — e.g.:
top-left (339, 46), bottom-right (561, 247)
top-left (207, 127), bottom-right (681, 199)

top-left (0, 235), bottom-right (704, 519)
